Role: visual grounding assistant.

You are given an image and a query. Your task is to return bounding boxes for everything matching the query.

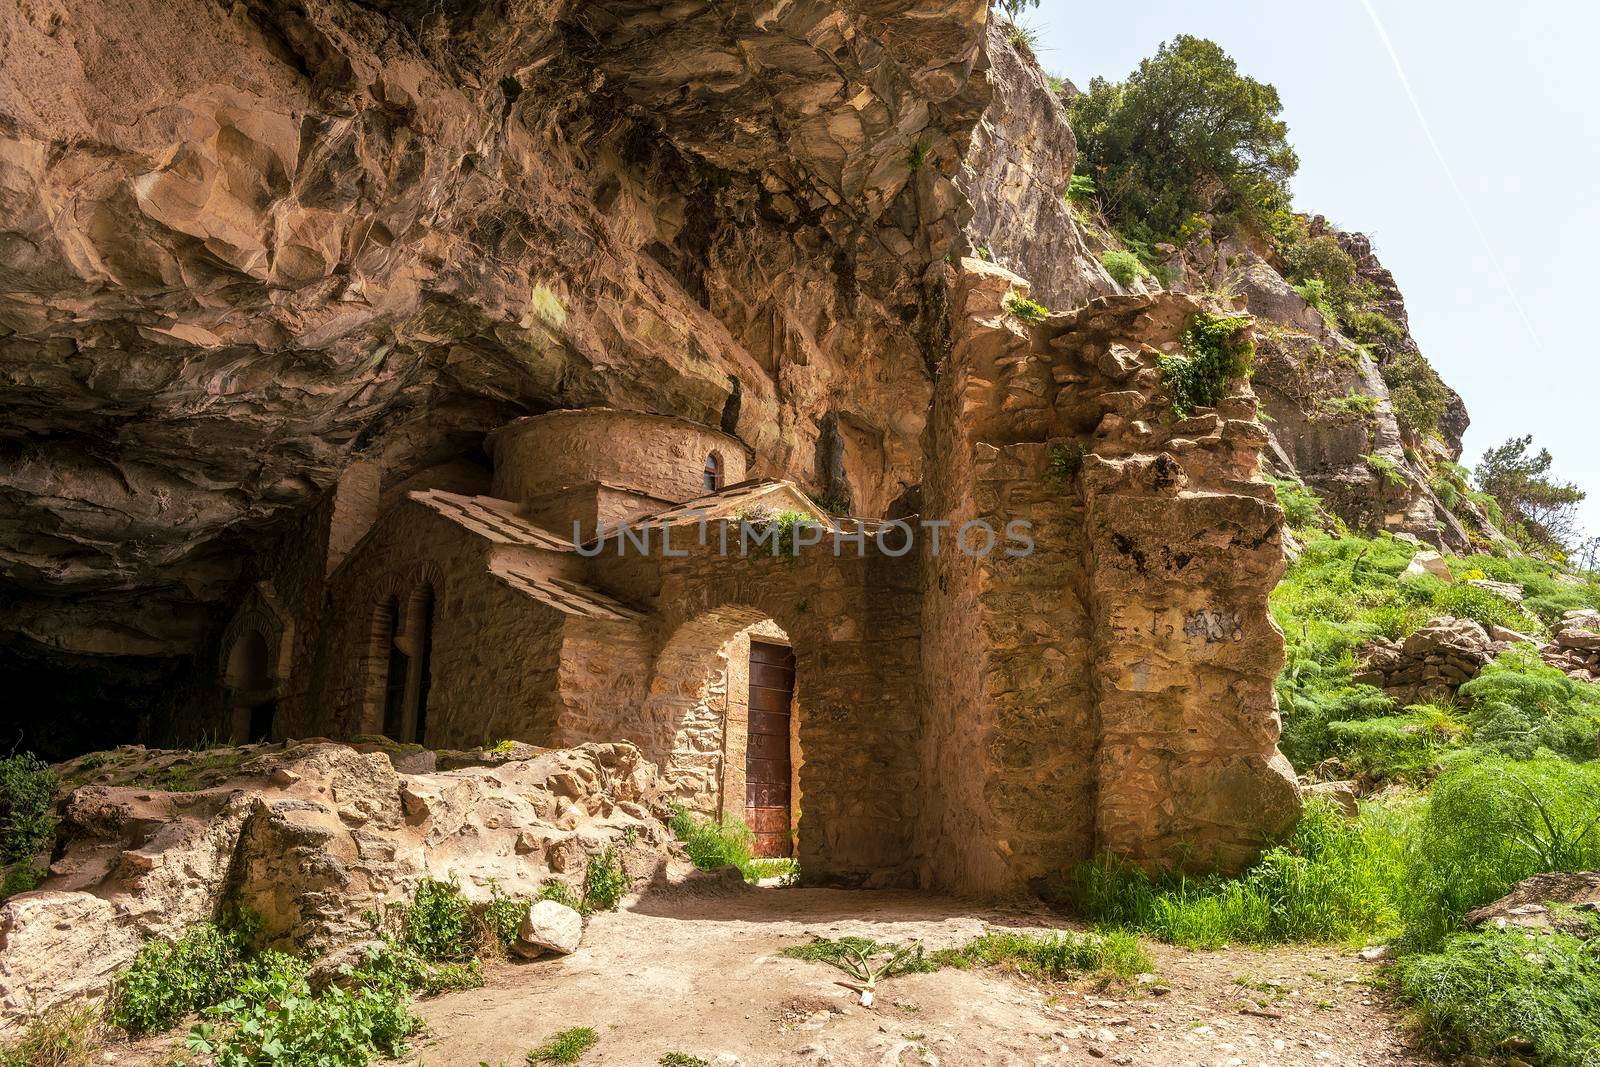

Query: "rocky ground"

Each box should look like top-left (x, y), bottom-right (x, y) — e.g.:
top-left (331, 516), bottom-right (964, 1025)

top-left (107, 884), bottom-right (1430, 1066)
top-left (400, 887), bottom-right (1428, 1067)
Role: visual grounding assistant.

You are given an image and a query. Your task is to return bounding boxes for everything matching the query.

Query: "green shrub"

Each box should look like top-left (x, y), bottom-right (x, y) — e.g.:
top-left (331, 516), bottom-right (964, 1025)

top-left (0, 752), bottom-right (57, 864)
top-left (1361, 451), bottom-right (1406, 488)
top-left (186, 947), bottom-right (421, 1067)
top-left (581, 848), bottom-right (627, 912)
top-left (1459, 647), bottom-right (1600, 761)
top-left (1100, 249), bottom-right (1147, 286)
top-left (1398, 926), bottom-right (1600, 1067)
top-left (1380, 349), bottom-right (1448, 439)
top-left (1317, 391), bottom-right (1378, 418)
top-left (529, 1026), bottom-right (599, 1064)
top-left (1326, 709), bottom-right (1469, 783)
top-left (1346, 308), bottom-right (1405, 346)
top-left (476, 885), bottom-right (530, 954)
top-left (668, 805), bottom-right (768, 882)
top-left (0, 863), bottom-right (44, 901)
top-left (1266, 477), bottom-right (1330, 534)
top-left (1070, 799), bottom-right (1410, 948)
top-left (400, 877), bottom-right (476, 963)
top-left (1159, 311), bottom-right (1253, 417)
top-left (1397, 757), bottom-right (1600, 950)
top-left (1003, 292), bottom-right (1049, 323)
top-left (1292, 278), bottom-right (1338, 324)
top-left (110, 911), bottom-right (262, 1035)
top-left (1066, 172), bottom-right (1097, 201)
top-left (537, 879), bottom-right (585, 913)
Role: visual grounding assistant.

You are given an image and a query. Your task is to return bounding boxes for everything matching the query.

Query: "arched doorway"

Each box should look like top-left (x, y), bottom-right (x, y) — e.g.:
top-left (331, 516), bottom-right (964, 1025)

top-left (644, 607), bottom-right (803, 861)
top-left (224, 629), bottom-right (276, 743)
top-left (378, 585), bottom-right (435, 745)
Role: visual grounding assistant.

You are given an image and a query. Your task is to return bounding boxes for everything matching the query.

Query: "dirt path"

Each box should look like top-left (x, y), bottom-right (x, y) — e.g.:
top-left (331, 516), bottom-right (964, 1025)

top-left (405, 886), bottom-right (1433, 1067)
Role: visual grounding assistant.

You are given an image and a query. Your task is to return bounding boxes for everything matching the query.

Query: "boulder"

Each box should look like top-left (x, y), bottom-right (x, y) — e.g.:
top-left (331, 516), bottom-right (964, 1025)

top-left (1402, 550), bottom-right (1454, 583)
top-left (1304, 780), bottom-right (1359, 820)
top-left (1464, 871), bottom-right (1600, 936)
top-left (512, 900), bottom-right (584, 958)
top-left (1464, 578), bottom-right (1524, 603)
top-left (0, 741), bottom-right (668, 1033)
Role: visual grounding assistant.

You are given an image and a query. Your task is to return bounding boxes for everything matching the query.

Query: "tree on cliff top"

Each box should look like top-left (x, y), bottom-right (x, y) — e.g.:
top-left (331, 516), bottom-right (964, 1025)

top-left (1475, 435), bottom-right (1587, 553)
top-left (1070, 35), bottom-right (1298, 241)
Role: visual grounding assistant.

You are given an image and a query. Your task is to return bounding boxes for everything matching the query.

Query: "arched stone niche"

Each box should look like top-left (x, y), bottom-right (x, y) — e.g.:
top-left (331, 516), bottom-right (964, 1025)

top-left (218, 584), bottom-right (294, 742)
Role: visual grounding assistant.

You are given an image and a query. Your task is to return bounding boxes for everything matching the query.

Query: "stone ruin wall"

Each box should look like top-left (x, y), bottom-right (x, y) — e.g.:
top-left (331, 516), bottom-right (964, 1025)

top-left (915, 259), bottom-right (1302, 886)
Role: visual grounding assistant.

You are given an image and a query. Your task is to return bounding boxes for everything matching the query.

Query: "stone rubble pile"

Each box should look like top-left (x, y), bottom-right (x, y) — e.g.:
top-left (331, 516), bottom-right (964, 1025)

top-left (1356, 609), bottom-right (1600, 702)
top-left (1546, 609), bottom-right (1600, 683)
top-left (1354, 617), bottom-right (1500, 704)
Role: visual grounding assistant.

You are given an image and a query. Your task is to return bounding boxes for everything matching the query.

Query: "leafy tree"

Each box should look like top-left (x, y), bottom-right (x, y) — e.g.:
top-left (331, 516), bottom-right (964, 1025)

top-left (994, 0), bottom-right (1040, 18)
top-left (1474, 435), bottom-right (1587, 552)
top-left (1069, 36), bottom-right (1298, 241)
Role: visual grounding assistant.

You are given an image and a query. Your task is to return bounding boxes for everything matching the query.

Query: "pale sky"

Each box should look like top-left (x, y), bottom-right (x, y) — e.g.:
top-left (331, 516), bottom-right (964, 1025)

top-left (1031, 0), bottom-right (1598, 540)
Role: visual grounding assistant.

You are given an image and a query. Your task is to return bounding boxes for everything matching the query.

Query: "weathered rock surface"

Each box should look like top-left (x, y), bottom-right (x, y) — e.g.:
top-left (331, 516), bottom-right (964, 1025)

top-left (0, 740), bottom-right (675, 1032)
top-left (918, 265), bottom-right (1300, 882)
top-left (0, 0), bottom-right (991, 728)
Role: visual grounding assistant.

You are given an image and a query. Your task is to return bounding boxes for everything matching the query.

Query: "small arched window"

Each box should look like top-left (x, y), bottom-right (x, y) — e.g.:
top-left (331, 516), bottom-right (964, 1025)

top-left (703, 451), bottom-right (723, 492)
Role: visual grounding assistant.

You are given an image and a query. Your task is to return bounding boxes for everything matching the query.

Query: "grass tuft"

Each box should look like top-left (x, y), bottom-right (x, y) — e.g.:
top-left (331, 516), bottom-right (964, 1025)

top-left (528, 1026), bottom-right (599, 1064)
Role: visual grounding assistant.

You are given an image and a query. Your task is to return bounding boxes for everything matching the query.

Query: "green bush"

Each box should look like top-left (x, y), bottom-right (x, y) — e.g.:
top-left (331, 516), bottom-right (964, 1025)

top-left (1380, 349), bottom-right (1448, 439)
top-left (1066, 172), bottom-right (1097, 201)
top-left (1459, 647), bottom-right (1600, 761)
top-left (0, 752), bottom-right (57, 864)
top-left (1159, 311), bottom-right (1253, 417)
top-left (110, 911), bottom-right (262, 1035)
top-left (1100, 249), bottom-right (1147, 286)
top-left (1346, 308), bottom-right (1405, 346)
top-left (1292, 278), bottom-right (1338, 324)
top-left (581, 848), bottom-right (627, 912)
top-left (1267, 477), bottom-right (1330, 533)
top-left (1398, 926), bottom-right (1600, 1067)
top-left (1070, 799), bottom-right (1410, 948)
top-left (0, 863), bottom-right (44, 902)
top-left (669, 805), bottom-right (755, 872)
top-left (1003, 292), bottom-right (1049, 323)
top-left (1397, 757), bottom-right (1600, 950)
top-left (186, 947), bottom-right (421, 1067)
top-left (400, 877), bottom-right (477, 963)
top-left (1326, 708), bottom-right (1469, 783)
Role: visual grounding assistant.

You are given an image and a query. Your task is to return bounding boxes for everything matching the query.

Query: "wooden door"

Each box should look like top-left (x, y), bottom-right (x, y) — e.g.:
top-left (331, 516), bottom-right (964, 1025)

top-left (745, 640), bottom-right (794, 858)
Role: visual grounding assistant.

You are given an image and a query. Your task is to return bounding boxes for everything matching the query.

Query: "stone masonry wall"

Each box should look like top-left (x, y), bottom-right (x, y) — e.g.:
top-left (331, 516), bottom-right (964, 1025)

top-left (593, 535), bottom-right (923, 887)
top-left (490, 410), bottom-right (749, 518)
top-left (286, 504), bottom-right (571, 748)
top-left (918, 259), bottom-right (1301, 884)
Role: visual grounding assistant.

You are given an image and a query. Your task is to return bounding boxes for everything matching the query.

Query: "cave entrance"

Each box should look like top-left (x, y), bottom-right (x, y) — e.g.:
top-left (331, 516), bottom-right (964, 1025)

top-left (645, 607), bottom-right (803, 871)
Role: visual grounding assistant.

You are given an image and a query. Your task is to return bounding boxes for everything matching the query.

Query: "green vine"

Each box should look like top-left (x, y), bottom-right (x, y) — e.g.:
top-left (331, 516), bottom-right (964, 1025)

top-left (1158, 311), bottom-right (1254, 417)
